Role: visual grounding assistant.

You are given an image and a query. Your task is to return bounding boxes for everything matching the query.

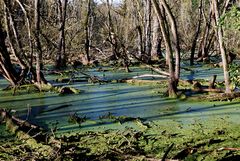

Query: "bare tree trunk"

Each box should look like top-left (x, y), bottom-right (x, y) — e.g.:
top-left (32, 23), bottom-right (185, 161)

top-left (144, 0), bottom-right (152, 63)
top-left (106, 0), bottom-right (118, 60)
top-left (15, 0), bottom-right (34, 68)
top-left (137, 25), bottom-right (144, 57)
top-left (3, 0), bottom-right (31, 84)
top-left (84, 0), bottom-right (91, 64)
top-left (190, 0), bottom-right (203, 66)
top-left (160, 0), bottom-right (181, 82)
top-left (4, 2), bottom-right (27, 70)
top-left (198, 6), bottom-right (213, 60)
top-left (152, 0), bottom-right (177, 97)
top-left (34, 0), bottom-right (42, 84)
top-left (151, 13), bottom-right (162, 60)
top-left (56, 0), bottom-right (68, 69)
top-left (212, 0), bottom-right (231, 93)
top-left (0, 23), bottom-right (19, 86)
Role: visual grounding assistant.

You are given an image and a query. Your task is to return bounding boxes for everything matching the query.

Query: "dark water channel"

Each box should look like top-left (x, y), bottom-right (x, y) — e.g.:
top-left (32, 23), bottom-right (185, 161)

top-left (0, 66), bottom-right (239, 133)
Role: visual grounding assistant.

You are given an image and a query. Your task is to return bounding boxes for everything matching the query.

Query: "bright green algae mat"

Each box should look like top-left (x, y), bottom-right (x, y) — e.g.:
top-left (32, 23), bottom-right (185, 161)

top-left (0, 66), bottom-right (239, 160)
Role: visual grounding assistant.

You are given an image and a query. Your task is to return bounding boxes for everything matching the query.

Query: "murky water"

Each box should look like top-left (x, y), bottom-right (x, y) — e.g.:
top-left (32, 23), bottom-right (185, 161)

top-left (0, 66), bottom-right (239, 133)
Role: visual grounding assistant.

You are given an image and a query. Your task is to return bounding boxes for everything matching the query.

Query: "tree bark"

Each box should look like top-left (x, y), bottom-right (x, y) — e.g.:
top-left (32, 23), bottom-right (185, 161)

top-left (144, 0), bottom-right (152, 63)
top-left (152, 0), bottom-right (177, 97)
top-left (212, 0), bottom-right (231, 93)
top-left (190, 0), bottom-right (203, 66)
top-left (151, 13), bottom-right (162, 60)
top-left (0, 23), bottom-right (19, 86)
top-left (160, 0), bottom-right (181, 82)
top-left (84, 0), bottom-right (91, 64)
top-left (34, 0), bottom-right (43, 84)
top-left (198, 6), bottom-right (213, 60)
top-left (137, 25), bottom-right (144, 57)
top-left (15, 0), bottom-right (34, 68)
top-left (56, 0), bottom-right (68, 69)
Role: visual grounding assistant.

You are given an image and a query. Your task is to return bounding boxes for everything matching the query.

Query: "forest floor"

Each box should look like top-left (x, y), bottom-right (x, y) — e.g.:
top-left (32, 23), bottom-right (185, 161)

top-left (0, 106), bottom-right (240, 161)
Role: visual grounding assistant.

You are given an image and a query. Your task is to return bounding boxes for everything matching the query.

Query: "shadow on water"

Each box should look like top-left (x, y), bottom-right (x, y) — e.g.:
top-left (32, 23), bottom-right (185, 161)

top-left (28, 93), bottom-right (240, 131)
top-left (0, 94), bottom-right (59, 104)
top-left (35, 97), bottom-right (240, 121)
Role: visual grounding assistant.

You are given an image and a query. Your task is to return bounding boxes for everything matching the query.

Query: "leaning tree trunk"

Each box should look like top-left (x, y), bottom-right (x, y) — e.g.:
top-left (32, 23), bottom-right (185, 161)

top-left (160, 0), bottom-right (181, 83)
top-left (1, 0), bottom-right (49, 89)
top-left (0, 24), bottom-right (19, 86)
top-left (212, 0), bottom-right (231, 93)
top-left (152, 0), bottom-right (177, 98)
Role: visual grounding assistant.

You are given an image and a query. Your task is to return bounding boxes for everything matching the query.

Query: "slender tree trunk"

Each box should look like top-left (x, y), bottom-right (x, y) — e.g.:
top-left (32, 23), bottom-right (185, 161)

top-left (15, 0), bottom-right (34, 68)
top-left (84, 0), bottom-right (91, 64)
top-left (151, 13), bottom-right (162, 60)
top-left (0, 23), bottom-right (18, 86)
top-left (106, 0), bottom-right (118, 60)
top-left (160, 0), bottom-right (181, 83)
top-left (34, 0), bottom-right (42, 83)
top-left (198, 7), bottom-right (213, 60)
top-left (152, 0), bottom-right (177, 97)
top-left (3, 0), bottom-right (30, 84)
top-left (4, 2), bottom-right (27, 70)
top-left (212, 0), bottom-right (231, 93)
top-left (56, 0), bottom-right (68, 69)
top-left (190, 0), bottom-right (203, 66)
top-left (137, 26), bottom-right (144, 57)
top-left (144, 0), bottom-right (152, 63)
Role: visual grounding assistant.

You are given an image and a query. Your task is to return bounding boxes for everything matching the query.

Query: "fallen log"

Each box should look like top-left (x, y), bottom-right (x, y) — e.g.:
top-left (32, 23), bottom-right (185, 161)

top-left (132, 74), bottom-right (168, 79)
top-left (0, 108), bottom-right (62, 159)
top-left (218, 147), bottom-right (240, 151)
top-left (188, 92), bottom-right (240, 101)
top-left (79, 71), bottom-right (109, 83)
top-left (191, 87), bottom-right (224, 93)
top-left (121, 79), bottom-right (168, 86)
top-left (145, 64), bottom-right (170, 76)
top-left (0, 108), bottom-right (47, 141)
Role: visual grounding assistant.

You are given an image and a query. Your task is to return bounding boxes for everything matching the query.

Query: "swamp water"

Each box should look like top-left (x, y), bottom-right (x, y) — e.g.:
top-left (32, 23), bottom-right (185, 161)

top-left (0, 66), bottom-right (239, 134)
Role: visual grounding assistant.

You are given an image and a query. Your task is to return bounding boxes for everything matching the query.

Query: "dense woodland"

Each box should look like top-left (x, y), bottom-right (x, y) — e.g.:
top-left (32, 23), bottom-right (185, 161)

top-left (0, 0), bottom-right (240, 160)
top-left (0, 0), bottom-right (239, 96)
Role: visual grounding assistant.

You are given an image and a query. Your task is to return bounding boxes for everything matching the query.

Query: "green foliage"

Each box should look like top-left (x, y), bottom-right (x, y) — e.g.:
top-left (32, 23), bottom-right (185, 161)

top-left (229, 63), bottom-right (240, 87)
top-left (220, 6), bottom-right (240, 30)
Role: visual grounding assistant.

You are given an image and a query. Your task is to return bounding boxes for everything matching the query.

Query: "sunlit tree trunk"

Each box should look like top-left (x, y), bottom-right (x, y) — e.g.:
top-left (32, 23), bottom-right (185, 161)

top-left (160, 0), bottom-right (180, 82)
top-left (212, 0), bottom-right (231, 93)
top-left (152, 0), bottom-right (177, 97)
top-left (34, 0), bottom-right (42, 83)
top-left (84, 0), bottom-right (92, 64)
top-left (151, 13), bottom-right (162, 60)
